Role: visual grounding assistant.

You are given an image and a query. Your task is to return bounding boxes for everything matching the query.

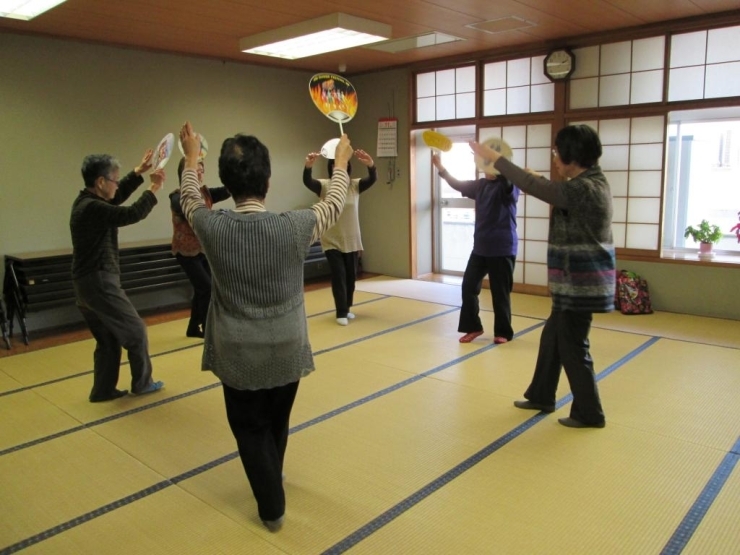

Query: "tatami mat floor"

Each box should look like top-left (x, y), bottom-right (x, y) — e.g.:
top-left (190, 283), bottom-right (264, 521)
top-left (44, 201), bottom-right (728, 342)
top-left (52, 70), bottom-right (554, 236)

top-left (0, 276), bottom-right (739, 554)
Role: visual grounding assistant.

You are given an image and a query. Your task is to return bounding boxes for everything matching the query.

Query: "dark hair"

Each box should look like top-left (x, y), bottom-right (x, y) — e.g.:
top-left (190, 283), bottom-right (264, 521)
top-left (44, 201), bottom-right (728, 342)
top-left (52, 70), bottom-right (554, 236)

top-left (327, 159), bottom-right (351, 177)
top-left (218, 134), bottom-right (271, 200)
top-left (81, 154), bottom-right (120, 188)
top-left (554, 125), bottom-right (602, 168)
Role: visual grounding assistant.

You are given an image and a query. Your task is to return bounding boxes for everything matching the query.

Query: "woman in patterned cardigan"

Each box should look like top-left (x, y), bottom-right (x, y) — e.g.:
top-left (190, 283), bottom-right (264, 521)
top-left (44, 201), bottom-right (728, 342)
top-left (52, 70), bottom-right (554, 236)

top-left (470, 125), bottom-right (616, 429)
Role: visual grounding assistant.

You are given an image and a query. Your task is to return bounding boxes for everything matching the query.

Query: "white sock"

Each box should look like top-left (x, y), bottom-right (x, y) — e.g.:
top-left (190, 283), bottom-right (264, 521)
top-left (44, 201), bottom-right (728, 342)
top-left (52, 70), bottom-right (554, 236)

top-left (336, 317), bottom-right (349, 326)
top-left (347, 312), bottom-right (355, 319)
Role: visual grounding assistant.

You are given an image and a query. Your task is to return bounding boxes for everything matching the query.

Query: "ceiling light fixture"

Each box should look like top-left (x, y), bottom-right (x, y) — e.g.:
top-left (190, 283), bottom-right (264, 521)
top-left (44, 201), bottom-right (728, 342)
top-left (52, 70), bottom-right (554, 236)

top-left (240, 13), bottom-right (391, 60)
top-left (367, 32), bottom-right (463, 54)
top-left (0, 0), bottom-right (67, 20)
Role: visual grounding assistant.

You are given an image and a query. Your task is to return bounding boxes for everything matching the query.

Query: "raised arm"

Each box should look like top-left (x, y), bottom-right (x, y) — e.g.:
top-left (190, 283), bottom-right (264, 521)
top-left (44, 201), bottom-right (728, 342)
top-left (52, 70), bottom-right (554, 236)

top-left (178, 122), bottom-right (207, 224)
top-left (302, 152), bottom-right (322, 196)
top-left (355, 149), bottom-right (377, 193)
top-left (432, 153), bottom-right (476, 196)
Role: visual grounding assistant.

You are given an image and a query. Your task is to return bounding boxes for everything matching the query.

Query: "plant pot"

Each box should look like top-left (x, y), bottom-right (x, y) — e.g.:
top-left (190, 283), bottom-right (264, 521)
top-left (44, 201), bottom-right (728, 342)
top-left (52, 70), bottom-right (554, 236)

top-left (698, 241), bottom-right (714, 260)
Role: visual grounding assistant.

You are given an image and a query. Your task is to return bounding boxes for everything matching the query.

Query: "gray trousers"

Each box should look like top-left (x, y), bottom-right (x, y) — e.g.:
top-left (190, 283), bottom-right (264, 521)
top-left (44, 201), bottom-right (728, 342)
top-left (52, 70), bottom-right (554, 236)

top-left (74, 271), bottom-right (153, 399)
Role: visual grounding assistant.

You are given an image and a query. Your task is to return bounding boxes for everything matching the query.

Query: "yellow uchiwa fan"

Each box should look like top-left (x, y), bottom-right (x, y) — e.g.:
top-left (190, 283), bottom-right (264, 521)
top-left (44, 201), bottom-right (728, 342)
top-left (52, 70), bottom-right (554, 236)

top-left (422, 130), bottom-right (453, 152)
top-left (474, 137), bottom-right (513, 176)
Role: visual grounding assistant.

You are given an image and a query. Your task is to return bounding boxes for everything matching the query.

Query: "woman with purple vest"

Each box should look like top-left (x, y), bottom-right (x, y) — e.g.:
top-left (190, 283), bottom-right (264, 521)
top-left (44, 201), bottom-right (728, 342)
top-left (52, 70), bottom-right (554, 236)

top-left (432, 143), bottom-right (519, 345)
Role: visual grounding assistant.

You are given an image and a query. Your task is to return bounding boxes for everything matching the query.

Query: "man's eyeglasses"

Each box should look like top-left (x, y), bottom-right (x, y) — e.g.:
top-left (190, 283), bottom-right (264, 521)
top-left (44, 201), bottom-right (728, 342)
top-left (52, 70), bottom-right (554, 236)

top-left (104, 176), bottom-right (120, 186)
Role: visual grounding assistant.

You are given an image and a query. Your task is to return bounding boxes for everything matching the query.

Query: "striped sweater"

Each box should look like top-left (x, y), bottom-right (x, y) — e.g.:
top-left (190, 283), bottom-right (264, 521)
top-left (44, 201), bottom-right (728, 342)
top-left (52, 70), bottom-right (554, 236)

top-left (179, 166), bottom-right (349, 390)
top-left (495, 158), bottom-right (616, 313)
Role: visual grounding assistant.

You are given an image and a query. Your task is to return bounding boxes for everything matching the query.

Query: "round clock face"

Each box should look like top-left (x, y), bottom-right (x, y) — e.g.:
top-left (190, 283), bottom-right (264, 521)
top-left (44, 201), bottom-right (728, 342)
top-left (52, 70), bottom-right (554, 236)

top-left (544, 49), bottom-right (574, 81)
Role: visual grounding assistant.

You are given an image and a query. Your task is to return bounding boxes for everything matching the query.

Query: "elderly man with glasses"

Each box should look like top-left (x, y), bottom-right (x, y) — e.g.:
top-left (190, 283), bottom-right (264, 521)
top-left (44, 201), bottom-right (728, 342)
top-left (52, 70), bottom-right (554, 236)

top-left (70, 150), bottom-right (166, 402)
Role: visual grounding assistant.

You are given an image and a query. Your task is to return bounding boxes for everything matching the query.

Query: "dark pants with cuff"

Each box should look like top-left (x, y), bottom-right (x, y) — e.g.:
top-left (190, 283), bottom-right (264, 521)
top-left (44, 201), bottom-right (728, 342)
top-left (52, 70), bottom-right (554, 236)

top-left (73, 270), bottom-right (153, 400)
top-left (458, 253), bottom-right (515, 340)
top-left (176, 253), bottom-right (211, 335)
top-left (222, 380), bottom-right (300, 521)
top-left (325, 249), bottom-right (358, 318)
top-left (524, 309), bottom-right (605, 425)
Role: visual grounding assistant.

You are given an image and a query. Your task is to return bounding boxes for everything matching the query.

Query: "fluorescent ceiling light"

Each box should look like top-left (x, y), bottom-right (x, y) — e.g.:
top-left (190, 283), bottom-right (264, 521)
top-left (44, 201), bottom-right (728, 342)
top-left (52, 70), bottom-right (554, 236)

top-left (0, 0), bottom-right (67, 20)
top-left (240, 13), bottom-right (391, 60)
top-left (368, 32), bottom-right (463, 54)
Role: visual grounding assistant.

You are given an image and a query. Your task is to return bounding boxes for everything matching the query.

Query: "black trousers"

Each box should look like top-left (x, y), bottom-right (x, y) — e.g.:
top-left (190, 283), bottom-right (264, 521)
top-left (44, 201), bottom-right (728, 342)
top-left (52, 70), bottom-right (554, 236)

top-left (222, 380), bottom-right (300, 521)
top-left (325, 249), bottom-right (358, 318)
top-left (73, 271), bottom-right (153, 399)
top-left (524, 309), bottom-right (605, 425)
top-left (176, 253), bottom-right (211, 335)
top-left (458, 253), bottom-right (515, 340)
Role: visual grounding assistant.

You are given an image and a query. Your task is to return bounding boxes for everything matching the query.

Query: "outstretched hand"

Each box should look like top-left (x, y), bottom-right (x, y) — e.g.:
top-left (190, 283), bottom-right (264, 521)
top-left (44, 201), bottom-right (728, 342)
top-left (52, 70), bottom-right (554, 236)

top-left (469, 140), bottom-right (502, 165)
top-left (149, 168), bottom-right (165, 193)
top-left (135, 149), bottom-right (154, 175)
top-left (305, 152), bottom-right (321, 168)
top-left (179, 122), bottom-right (200, 160)
top-left (334, 134), bottom-right (353, 170)
top-left (354, 149), bottom-right (374, 167)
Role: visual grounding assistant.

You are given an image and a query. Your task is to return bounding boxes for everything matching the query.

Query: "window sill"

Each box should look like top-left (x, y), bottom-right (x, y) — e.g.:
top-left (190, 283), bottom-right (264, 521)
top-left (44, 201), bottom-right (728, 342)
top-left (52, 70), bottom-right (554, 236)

top-left (618, 249), bottom-right (740, 268)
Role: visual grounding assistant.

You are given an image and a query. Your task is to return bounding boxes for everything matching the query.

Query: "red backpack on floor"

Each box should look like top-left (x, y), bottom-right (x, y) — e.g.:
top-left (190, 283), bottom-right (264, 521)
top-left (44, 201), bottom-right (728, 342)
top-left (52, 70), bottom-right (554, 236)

top-left (614, 270), bottom-right (653, 315)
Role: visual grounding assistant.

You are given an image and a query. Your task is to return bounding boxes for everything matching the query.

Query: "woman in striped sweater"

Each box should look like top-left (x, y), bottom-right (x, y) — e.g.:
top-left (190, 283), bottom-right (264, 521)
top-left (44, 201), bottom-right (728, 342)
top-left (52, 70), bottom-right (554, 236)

top-left (470, 125), bottom-right (615, 429)
top-left (179, 121), bottom-right (352, 532)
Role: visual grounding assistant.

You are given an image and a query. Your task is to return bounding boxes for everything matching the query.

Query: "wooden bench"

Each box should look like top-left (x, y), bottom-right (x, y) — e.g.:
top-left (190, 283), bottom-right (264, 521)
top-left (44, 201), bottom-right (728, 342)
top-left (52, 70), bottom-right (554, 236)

top-left (2, 240), bottom-right (331, 347)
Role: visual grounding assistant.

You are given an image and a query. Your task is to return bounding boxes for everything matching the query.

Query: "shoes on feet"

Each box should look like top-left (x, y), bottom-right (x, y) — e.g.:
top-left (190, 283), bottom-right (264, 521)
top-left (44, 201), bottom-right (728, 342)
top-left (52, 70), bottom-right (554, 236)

top-left (558, 417), bottom-right (605, 429)
top-left (186, 327), bottom-right (204, 338)
top-left (493, 336), bottom-right (509, 344)
top-left (347, 312), bottom-right (355, 319)
top-left (262, 515), bottom-right (284, 532)
top-left (131, 381), bottom-right (164, 396)
top-left (89, 389), bottom-right (129, 403)
top-left (459, 330), bottom-right (483, 343)
top-left (513, 399), bottom-right (556, 413)
top-left (336, 317), bottom-right (349, 326)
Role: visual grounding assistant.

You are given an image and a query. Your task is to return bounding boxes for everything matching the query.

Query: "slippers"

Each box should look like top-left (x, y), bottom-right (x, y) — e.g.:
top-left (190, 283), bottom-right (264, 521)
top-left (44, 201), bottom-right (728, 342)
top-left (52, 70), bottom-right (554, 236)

top-left (131, 380), bottom-right (164, 396)
top-left (493, 337), bottom-right (509, 344)
top-left (459, 331), bottom-right (483, 343)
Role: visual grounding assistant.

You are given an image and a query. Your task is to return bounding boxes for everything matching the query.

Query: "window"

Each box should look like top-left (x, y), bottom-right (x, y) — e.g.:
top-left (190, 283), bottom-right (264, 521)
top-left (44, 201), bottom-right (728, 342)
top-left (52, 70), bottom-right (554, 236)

top-left (415, 65), bottom-right (476, 123)
top-left (664, 108), bottom-right (740, 255)
top-left (570, 36), bottom-right (665, 109)
top-left (669, 25), bottom-right (740, 102)
top-left (482, 55), bottom-right (554, 116)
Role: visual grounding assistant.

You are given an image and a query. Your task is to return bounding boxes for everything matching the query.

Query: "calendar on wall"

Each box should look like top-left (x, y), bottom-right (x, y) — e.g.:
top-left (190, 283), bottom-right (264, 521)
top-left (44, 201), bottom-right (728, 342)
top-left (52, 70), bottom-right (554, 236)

top-left (376, 117), bottom-right (398, 157)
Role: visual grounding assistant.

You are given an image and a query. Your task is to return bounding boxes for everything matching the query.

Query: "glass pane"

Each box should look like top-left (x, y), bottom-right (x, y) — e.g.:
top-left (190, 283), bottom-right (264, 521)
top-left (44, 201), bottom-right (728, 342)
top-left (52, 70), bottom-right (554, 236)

top-left (527, 124), bottom-right (551, 147)
top-left (506, 85), bottom-right (530, 114)
top-left (626, 223), bottom-right (659, 249)
top-left (572, 46), bottom-right (599, 78)
top-left (483, 88), bottom-right (506, 116)
top-left (436, 69), bottom-right (455, 95)
top-left (417, 97), bottom-right (435, 122)
top-left (707, 25), bottom-right (740, 64)
top-left (670, 31), bottom-right (706, 68)
top-left (629, 143), bottom-right (663, 171)
top-left (436, 95), bottom-right (456, 120)
top-left (601, 41), bottom-right (632, 75)
top-left (570, 77), bottom-right (599, 109)
top-left (631, 115), bottom-right (665, 143)
top-left (632, 36), bottom-right (665, 71)
top-left (628, 198), bottom-right (661, 224)
top-left (604, 171), bottom-right (628, 196)
top-left (531, 55), bottom-right (549, 84)
top-left (599, 74), bottom-right (631, 106)
top-left (456, 92), bottom-right (476, 119)
top-left (507, 58), bottom-right (531, 87)
top-left (668, 66), bottom-right (705, 101)
top-left (502, 125), bottom-right (527, 148)
top-left (524, 262), bottom-right (548, 286)
top-left (456, 66), bottom-right (476, 92)
top-left (631, 70), bottom-right (663, 104)
top-left (526, 196), bottom-right (550, 217)
top-left (612, 197), bottom-right (627, 222)
top-left (439, 143), bottom-right (475, 198)
top-left (484, 61), bottom-right (507, 89)
top-left (525, 217), bottom-right (549, 241)
top-left (600, 145), bottom-right (630, 171)
top-left (612, 223), bottom-right (627, 248)
top-left (441, 208), bottom-right (474, 271)
top-left (629, 171), bottom-right (662, 196)
top-left (525, 240), bottom-right (548, 263)
top-left (526, 147), bottom-right (550, 172)
top-left (599, 118), bottom-right (630, 144)
top-left (530, 83), bottom-right (554, 112)
top-left (705, 62), bottom-right (740, 99)
top-left (416, 72), bottom-right (436, 97)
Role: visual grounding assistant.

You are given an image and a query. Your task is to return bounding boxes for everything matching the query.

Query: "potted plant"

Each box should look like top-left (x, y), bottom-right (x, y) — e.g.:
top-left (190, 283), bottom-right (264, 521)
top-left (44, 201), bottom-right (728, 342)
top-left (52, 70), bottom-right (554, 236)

top-left (684, 219), bottom-right (723, 259)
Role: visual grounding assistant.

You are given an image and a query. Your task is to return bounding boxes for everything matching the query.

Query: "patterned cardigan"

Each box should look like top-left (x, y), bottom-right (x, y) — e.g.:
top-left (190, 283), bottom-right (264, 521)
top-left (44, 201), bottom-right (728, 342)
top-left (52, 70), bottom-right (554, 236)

top-left (494, 158), bottom-right (616, 313)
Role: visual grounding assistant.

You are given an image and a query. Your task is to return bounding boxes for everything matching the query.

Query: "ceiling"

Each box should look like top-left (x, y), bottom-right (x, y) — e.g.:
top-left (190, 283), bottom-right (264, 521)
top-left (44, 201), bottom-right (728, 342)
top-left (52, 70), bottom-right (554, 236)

top-left (1, 0), bottom-right (738, 75)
